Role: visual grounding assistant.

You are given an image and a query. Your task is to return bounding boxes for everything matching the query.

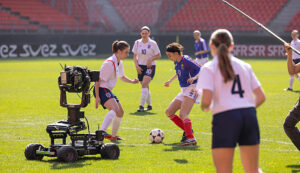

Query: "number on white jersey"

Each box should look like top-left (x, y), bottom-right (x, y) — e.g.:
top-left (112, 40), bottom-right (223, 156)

top-left (231, 75), bottom-right (244, 98)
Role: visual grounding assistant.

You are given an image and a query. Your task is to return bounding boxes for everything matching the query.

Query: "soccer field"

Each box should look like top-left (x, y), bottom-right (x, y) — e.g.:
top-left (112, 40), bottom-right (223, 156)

top-left (0, 57), bottom-right (299, 172)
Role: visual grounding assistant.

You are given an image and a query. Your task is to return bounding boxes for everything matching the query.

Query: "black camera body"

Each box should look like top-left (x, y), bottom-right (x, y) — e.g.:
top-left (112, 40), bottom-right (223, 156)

top-left (25, 65), bottom-right (120, 162)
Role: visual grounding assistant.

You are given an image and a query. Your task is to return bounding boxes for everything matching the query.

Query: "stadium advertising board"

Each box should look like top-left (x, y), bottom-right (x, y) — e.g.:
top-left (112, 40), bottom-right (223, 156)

top-left (232, 44), bottom-right (285, 57)
top-left (0, 43), bottom-right (96, 58)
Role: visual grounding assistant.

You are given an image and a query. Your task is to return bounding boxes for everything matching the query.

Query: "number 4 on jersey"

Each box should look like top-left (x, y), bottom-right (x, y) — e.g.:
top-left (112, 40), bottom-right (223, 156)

top-left (231, 75), bottom-right (244, 98)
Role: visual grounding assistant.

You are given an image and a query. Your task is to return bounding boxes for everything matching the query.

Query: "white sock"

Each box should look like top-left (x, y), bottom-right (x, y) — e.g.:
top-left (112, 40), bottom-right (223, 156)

top-left (140, 88), bottom-right (148, 107)
top-left (146, 89), bottom-right (151, 106)
top-left (111, 117), bottom-right (122, 137)
top-left (100, 110), bottom-right (116, 131)
top-left (289, 76), bottom-right (294, 89)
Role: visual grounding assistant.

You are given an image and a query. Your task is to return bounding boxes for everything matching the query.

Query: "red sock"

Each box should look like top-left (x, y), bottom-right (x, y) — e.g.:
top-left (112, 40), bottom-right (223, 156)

top-left (168, 114), bottom-right (184, 130)
top-left (184, 118), bottom-right (194, 139)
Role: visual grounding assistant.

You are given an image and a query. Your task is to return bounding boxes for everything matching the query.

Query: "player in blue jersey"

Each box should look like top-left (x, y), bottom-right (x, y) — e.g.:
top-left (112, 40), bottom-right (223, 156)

top-left (194, 30), bottom-right (209, 65)
top-left (164, 42), bottom-right (201, 146)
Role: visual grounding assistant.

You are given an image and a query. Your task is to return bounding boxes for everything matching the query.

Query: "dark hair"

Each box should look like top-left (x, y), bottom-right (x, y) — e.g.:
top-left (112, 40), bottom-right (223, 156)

top-left (210, 29), bottom-right (234, 83)
top-left (112, 40), bottom-right (130, 53)
top-left (166, 42), bottom-right (184, 54)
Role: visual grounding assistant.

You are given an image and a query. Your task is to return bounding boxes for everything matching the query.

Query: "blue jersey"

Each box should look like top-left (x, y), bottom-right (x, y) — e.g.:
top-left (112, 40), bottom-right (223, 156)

top-left (194, 38), bottom-right (209, 59)
top-left (174, 55), bottom-right (201, 87)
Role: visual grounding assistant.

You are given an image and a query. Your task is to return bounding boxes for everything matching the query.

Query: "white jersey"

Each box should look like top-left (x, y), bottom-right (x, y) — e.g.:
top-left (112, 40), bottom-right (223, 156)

top-left (291, 39), bottom-right (300, 60)
top-left (196, 55), bottom-right (261, 115)
top-left (99, 54), bottom-right (125, 91)
top-left (132, 38), bottom-right (160, 65)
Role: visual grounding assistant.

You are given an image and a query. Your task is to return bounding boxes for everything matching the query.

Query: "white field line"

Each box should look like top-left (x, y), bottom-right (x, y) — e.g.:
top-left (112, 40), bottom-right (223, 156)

top-left (1, 126), bottom-right (293, 147)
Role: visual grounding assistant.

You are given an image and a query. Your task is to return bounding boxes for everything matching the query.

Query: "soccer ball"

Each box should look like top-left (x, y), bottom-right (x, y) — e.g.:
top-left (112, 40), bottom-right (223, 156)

top-left (149, 129), bottom-right (164, 143)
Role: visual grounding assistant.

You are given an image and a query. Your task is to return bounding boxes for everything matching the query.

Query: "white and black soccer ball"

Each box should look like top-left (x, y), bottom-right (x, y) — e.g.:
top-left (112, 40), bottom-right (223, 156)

top-left (149, 129), bottom-right (164, 143)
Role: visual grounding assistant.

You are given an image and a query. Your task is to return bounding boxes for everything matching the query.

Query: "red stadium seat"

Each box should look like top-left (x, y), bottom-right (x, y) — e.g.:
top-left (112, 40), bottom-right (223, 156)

top-left (161, 0), bottom-right (289, 32)
top-left (0, 0), bottom-right (92, 31)
top-left (285, 11), bottom-right (300, 31)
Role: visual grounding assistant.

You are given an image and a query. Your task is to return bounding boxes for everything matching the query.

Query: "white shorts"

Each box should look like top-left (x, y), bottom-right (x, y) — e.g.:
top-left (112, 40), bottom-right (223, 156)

top-left (174, 84), bottom-right (201, 103)
top-left (195, 58), bottom-right (209, 66)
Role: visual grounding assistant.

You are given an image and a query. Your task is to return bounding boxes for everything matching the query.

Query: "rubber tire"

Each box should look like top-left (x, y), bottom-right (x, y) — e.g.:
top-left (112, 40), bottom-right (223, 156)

top-left (57, 146), bottom-right (78, 162)
top-left (24, 143), bottom-right (44, 160)
top-left (100, 143), bottom-right (120, 159)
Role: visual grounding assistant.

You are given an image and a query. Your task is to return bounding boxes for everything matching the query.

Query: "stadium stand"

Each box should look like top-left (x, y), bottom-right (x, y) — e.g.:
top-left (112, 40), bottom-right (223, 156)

top-left (109, 0), bottom-right (184, 31)
top-left (43, 0), bottom-right (113, 31)
top-left (0, 10), bottom-right (38, 31)
top-left (0, 0), bottom-right (91, 31)
top-left (285, 10), bottom-right (300, 31)
top-left (161, 0), bottom-right (289, 32)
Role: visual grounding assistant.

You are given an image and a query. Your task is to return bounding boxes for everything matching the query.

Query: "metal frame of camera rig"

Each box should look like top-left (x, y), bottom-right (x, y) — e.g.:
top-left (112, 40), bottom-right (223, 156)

top-left (24, 65), bottom-right (120, 162)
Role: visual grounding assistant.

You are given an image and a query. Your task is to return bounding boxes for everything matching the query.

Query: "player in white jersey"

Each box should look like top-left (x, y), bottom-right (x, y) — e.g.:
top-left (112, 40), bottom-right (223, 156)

top-left (94, 41), bottom-right (139, 142)
top-left (285, 30), bottom-right (300, 91)
top-left (196, 29), bottom-right (266, 173)
top-left (132, 26), bottom-right (161, 112)
top-left (284, 42), bottom-right (300, 150)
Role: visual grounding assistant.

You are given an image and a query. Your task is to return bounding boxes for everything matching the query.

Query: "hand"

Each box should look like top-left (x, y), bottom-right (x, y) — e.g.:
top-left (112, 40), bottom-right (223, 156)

top-left (132, 78), bottom-right (139, 84)
top-left (187, 76), bottom-right (196, 84)
top-left (146, 58), bottom-right (153, 68)
top-left (284, 43), bottom-right (292, 57)
top-left (164, 80), bottom-right (171, 87)
top-left (136, 65), bottom-right (142, 74)
top-left (95, 96), bottom-right (101, 109)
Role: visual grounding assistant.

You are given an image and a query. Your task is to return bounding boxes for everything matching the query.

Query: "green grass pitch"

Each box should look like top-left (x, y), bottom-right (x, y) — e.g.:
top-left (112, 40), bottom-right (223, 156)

top-left (0, 57), bottom-right (299, 172)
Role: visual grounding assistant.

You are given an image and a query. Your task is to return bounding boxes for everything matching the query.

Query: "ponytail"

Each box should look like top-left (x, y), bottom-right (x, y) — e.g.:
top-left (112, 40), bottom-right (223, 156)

top-left (210, 29), bottom-right (235, 83)
top-left (112, 40), bottom-right (130, 53)
top-left (217, 43), bottom-right (235, 83)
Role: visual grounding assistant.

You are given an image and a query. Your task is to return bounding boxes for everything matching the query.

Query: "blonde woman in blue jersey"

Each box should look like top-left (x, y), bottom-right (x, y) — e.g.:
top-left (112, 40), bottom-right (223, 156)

top-left (197, 29), bottom-right (266, 173)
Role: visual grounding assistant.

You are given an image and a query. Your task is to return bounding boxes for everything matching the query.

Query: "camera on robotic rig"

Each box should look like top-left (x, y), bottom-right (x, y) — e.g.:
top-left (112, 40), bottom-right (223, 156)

top-left (24, 65), bottom-right (120, 162)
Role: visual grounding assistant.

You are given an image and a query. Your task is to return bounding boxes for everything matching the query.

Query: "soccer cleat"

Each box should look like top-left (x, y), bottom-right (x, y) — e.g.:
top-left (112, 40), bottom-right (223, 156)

top-left (181, 138), bottom-right (197, 146)
top-left (106, 136), bottom-right (123, 141)
top-left (180, 132), bottom-right (187, 143)
top-left (180, 129), bottom-right (194, 143)
top-left (137, 106), bottom-right (145, 112)
top-left (284, 88), bottom-right (293, 91)
top-left (145, 105), bottom-right (152, 111)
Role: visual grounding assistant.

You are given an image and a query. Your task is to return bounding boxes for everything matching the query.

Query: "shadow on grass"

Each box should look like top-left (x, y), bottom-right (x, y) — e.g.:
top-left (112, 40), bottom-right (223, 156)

top-left (291, 90), bottom-right (300, 93)
top-left (174, 159), bottom-right (188, 164)
top-left (39, 156), bottom-right (116, 169)
top-left (129, 111), bottom-right (157, 116)
top-left (163, 143), bottom-right (201, 152)
top-left (286, 164), bottom-right (300, 173)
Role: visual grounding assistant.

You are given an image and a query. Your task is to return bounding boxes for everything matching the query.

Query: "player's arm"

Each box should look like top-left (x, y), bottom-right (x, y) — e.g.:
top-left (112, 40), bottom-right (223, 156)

top-left (94, 80), bottom-right (101, 109)
top-left (195, 50), bottom-right (209, 56)
top-left (201, 89), bottom-right (212, 112)
top-left (253, 87), bottom-right (266, 108)
top-left (133, 53), bottom-right (142, 74)
top-left (119, 76), bottom-right (139, 84)
top-left (285, 43), bottom-right (300, 75)
top-left (164, 74), bottom-right (178, 87)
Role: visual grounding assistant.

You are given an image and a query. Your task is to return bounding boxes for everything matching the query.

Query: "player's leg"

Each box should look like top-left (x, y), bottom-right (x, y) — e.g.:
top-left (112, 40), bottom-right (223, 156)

top-left (284, 97), bottom-right (300, 150)
top-left (179, 96), bottom-right (196, 145)
top-left (212, 148), bottom-right (235, 173)
top-left (111, 102), bottom-right (124, 140)
top-left (165, 98), bottom-right (183, 130)
top-left (287, 75), bottom-right (294, 90)
top-left (104, 98), bottom-right (123, 141)
top-left (146, 85), bottom-right (152, 110)
top-left (138, 75), bottom-right (152, 111)
top-left (239, 145), bottom-right (260, 173)
top-left (100, 98), bottom-right (119, 132)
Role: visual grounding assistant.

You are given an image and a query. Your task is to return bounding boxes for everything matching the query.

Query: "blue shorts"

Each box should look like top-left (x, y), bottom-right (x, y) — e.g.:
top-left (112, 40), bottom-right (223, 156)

top-left (93, 87), bottom-right (119, 109)
top-left (212, 107), bottom-right (260, 149)
top-left (138, 65), bottom-right (156, 81)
